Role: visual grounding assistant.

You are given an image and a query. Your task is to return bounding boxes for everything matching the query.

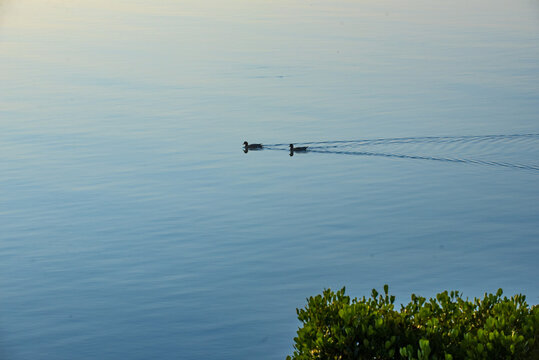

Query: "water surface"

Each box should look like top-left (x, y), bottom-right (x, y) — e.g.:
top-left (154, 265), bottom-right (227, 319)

top-left (1, 1), bottom-right (539, 359)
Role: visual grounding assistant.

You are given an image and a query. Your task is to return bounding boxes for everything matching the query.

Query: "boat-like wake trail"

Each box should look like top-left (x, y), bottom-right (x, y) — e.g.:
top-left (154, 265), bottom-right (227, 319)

top-left (262, 134), bottom-right (539, 172)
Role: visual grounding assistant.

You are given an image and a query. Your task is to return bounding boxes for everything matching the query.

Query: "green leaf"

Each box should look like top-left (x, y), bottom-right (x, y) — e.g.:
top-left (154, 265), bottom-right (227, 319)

top-left (287, 287), bottom-right (536, 360)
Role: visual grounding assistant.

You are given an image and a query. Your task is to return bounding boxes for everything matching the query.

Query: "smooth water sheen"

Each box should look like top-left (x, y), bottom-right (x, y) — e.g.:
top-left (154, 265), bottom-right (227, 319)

top-left (1, 1), bottom-right (538, 359)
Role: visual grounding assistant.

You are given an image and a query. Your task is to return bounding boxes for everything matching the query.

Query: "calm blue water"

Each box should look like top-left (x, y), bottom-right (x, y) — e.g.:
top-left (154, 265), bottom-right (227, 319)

top-left (1, 1), bottom-right (539, 359)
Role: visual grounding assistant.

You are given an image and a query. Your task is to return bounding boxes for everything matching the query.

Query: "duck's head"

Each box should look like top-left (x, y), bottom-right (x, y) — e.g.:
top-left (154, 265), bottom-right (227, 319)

top-left (289, 144), bottom-right (294, 149)
top-left (243, 141), bottom-right (248, 146)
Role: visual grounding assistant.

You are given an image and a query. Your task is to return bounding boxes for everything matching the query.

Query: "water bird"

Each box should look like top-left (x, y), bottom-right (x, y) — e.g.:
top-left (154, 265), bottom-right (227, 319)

top-left (289, 144), bottom-right (308, 152)
top-left (243, 141), bottom-right (263, 150)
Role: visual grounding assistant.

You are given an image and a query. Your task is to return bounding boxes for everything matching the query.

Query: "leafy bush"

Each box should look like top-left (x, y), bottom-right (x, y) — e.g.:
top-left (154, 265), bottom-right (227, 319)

top-left (287, 286), bottom-right (539, 359)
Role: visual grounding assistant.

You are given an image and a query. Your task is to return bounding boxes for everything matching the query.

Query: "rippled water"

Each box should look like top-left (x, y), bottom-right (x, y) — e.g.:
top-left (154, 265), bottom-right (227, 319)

top-left (1, 0), bottom-right (539, 359)
top-left (264, 134), bottom-right (539, 170)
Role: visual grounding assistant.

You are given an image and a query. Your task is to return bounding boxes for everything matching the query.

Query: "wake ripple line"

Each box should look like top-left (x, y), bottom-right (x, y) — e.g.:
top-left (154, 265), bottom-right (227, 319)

top-left (308, 149), bottom-right (539, 172)
top-left (264, 134), bottom-right (539, 148)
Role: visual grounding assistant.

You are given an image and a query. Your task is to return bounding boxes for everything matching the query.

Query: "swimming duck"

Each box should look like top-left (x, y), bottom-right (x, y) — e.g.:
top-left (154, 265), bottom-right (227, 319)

top-left (243, 141), bottom-right (263, 149)
top-left (289, 144), bottom-right (308, 152)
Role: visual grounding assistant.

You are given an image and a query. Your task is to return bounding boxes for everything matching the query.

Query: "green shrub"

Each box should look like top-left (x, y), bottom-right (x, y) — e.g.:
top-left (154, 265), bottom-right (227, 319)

top-left (287, 286), bottom-right (539, 360)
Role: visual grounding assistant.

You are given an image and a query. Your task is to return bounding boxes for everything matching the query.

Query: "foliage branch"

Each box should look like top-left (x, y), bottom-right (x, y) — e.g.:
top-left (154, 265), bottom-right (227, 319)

top-left (287, 286), bottom-right (539, 359)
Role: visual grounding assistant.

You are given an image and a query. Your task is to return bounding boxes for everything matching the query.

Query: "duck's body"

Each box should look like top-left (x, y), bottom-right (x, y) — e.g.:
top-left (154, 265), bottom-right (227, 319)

top-left (243, 141), bottom-right (263, 150)
top-left (289, 144), bottom-right (308, 152)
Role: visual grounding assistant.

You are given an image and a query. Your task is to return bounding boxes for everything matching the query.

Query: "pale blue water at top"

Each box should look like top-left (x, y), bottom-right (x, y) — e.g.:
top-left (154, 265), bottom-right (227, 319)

top-left (1, 0), bottom-right (538, 359)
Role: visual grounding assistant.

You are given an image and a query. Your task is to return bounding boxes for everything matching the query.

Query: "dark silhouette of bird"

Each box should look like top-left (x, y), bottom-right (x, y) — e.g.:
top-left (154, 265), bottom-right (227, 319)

top-left (243, 141), bottom-right (263, 149)
top-left (289, 144), bottom-right (308, 152)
